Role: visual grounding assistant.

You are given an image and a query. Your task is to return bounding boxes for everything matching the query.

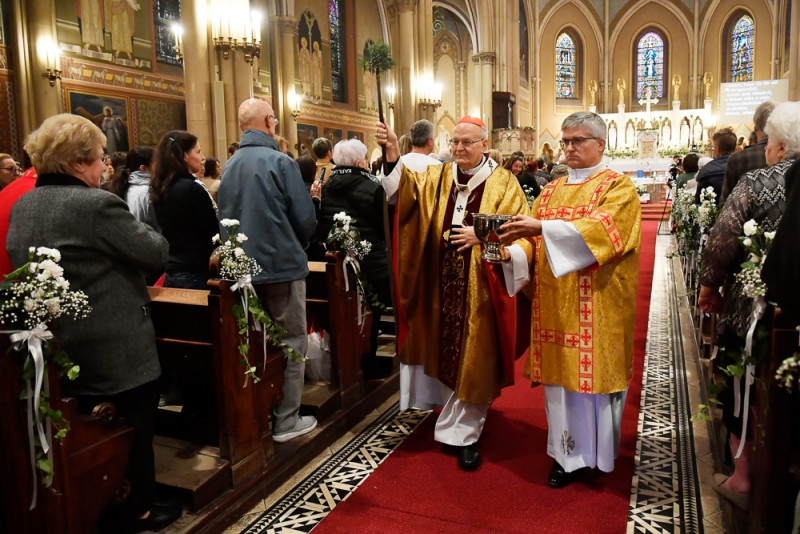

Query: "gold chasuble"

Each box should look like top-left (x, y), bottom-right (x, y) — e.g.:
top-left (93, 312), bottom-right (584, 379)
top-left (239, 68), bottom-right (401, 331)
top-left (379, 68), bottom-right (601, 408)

top-left (395, 160), bottom-right (533, 405)
top-left (524, 169), bottom-right (641, 395)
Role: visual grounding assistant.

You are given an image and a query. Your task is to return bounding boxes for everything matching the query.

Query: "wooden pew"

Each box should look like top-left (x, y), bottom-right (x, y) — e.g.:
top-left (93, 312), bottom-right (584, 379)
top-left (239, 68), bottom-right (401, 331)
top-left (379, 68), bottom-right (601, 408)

top-left (0, 336), bottom-right (134, 534)
top-left (747, 308), bottom-right (800, 533)
top-left (147, 252), bottom-right (394, 527)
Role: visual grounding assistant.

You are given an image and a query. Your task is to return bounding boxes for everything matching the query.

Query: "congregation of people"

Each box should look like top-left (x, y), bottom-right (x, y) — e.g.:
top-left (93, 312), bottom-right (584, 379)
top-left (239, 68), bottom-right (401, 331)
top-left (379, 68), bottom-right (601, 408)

top-left (2, 91), bottom-right (797, 532)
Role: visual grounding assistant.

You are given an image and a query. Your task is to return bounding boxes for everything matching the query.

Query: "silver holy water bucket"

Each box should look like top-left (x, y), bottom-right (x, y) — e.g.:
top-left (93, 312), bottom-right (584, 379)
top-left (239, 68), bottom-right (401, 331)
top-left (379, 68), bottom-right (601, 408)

top-left (472, 214), bottom-right (513, 263)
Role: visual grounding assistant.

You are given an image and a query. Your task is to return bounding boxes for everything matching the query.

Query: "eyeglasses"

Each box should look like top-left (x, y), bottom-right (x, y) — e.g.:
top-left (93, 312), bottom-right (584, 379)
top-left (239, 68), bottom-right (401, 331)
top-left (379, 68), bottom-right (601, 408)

top-left (559, 137), bottom-right (598, 149)
top-left (0, 166), bottom-right (19, 174)
top-left (449, 139), bottom-right (484, 148)
top-left (266, 115), bottom-right (279, 126)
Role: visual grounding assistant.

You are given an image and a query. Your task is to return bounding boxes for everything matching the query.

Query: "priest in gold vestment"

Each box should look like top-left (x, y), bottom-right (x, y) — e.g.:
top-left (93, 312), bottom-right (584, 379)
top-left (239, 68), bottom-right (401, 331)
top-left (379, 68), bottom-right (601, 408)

top-left (501, 111), bottom-right (641, 488)
top-left (377, 116), bottom-right (533, 471)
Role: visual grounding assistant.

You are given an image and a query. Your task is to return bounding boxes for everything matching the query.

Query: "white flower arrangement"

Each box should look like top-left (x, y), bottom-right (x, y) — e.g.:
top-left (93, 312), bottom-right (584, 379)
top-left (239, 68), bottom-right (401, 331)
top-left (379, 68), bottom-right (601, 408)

top-left (328, 212), bottom-right (372, 261)
top-left (695, 187), bottom-right (720, 228)
top-left (213, 220), bottom-right (299, 385)
top-left (213, 219), bottom-right (262, 282)
top-left (0, 247), bottom-right (91, 330)
top-left (0, 247), bottom-right (90, 502)
top-left (521, 185), bottom-right (537, 208)
top-left (734, 219), bottom-right (773, 299)
top-left (776, 353), bottom-right (800, 392)
top-left (326, 211), bottom-right (385, 327)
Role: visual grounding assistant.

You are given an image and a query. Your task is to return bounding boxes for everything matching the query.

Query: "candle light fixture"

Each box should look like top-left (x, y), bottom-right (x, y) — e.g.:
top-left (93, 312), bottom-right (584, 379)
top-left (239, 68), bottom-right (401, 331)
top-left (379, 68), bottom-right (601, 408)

top-left (41, 40), bottom-right (61, 86)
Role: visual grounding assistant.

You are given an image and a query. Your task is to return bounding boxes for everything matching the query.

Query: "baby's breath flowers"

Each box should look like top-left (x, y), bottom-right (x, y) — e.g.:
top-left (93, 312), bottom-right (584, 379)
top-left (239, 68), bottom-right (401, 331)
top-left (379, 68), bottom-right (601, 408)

top-left (214, 220), bottom-right (299, 385)
top-left (734, 219), bottom-right (773, 299)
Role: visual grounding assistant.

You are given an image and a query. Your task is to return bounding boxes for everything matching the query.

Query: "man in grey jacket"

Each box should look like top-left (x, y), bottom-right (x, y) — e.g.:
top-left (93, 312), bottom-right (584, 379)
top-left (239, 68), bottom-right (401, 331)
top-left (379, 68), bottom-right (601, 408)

top-left (218, 98), bottom-right (318, 442)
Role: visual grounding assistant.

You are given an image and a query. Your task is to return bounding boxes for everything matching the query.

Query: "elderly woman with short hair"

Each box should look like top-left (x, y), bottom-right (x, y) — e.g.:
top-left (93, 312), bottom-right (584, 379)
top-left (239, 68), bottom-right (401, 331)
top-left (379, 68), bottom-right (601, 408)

top-left (5, 114), bottom-right (176, 530)
top-left (698, 100), bottom-right (800, 510)
top-left (316, 138), bottom-right (392, 378)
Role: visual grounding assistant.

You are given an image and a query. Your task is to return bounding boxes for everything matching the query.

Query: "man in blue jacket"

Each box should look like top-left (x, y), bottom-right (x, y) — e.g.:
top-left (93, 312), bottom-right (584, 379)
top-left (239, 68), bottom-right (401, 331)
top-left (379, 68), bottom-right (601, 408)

top-left (219, 98), bottom-right (318, 442)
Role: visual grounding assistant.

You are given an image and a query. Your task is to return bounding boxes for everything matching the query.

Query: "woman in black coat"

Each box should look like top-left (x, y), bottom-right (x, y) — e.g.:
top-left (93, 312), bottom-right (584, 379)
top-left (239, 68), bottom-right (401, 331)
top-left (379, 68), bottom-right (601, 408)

top-left (151, 131), bottom-right (220, 289)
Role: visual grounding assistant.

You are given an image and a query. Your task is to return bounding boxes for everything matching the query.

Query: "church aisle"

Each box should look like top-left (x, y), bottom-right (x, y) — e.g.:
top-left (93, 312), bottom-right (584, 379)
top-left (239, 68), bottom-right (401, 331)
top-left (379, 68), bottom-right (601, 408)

top-left (221, 221), bottom-right (725, 533)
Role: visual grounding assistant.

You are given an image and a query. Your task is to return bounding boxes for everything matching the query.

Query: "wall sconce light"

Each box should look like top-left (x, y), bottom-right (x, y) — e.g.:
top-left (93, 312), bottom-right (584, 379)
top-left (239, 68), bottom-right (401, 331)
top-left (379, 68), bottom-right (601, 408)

top-left (211, 3), bottom-right (262, 64)
top-left (41, 40), bottom-right (61, 87)
top-left (288, 91), bottom-right (302, 120)
top-left (170, 24), bottom-right (183, 62)
top-left (418, 82), bottom-right (442, 111)
top-left (386, 86), bottom-right (396, 111)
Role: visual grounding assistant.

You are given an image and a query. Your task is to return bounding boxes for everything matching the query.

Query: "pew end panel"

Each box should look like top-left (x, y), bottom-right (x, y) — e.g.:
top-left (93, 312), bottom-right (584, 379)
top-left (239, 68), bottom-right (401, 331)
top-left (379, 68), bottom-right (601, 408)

top-left (0, 336), bottom-right (135, 534)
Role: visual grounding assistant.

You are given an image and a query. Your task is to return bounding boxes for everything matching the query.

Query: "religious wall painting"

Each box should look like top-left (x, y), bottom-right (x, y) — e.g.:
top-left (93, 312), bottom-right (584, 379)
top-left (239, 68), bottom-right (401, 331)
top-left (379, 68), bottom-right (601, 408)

top-left (323, 127), bottom-right (343, 146)
top-left (556, 32), bottom-right (577, 100)
top-left (66, 88), bottom-right (131, 152)
top-left (359, 39), bottom-right (379, 114)
top-left (519, 0), bottom-right (529, 87)
top-left (298, 10), bottom-right (324, 103)
top-left (296, 122), bottom-right (318, 157)
top-left (731, 14), bottom-right (754, 82)
top-left (136, 97), bottom-right (186, 146)
top-left (56, 0), bottom-right (155, 72)
top-left (347, 130), bottom-right (364, 143)
top-left (636, 31), bottom-right (665, 99)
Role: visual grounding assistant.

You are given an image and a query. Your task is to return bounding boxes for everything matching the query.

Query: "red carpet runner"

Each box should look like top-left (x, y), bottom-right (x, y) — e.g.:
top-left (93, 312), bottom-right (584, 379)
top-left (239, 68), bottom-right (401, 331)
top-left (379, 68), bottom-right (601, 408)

top-left (315, 221), bottom-right (659, 534)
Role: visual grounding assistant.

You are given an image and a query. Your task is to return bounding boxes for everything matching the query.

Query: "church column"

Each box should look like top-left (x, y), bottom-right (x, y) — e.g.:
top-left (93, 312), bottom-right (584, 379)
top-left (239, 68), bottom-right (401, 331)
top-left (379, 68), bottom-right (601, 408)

top-left (456, 61), bottom-right (467, 118)
top-left (274, 16), bottom-right (299, 153)
top-left (790, 0), bottom-right (800, 99)
top-left (603, 0), bottom-right (610, 113)
top-left (691, 0), bottom-right (700, 108)
top-left (533, 0), bottom-right (541, 150)
top-left (18, 0), bottom-right (61, 130)
top-left (218, 48), bottom-right (239, 146)
top-left (473, 52), bottom-right (495, 132)
top-left (181, 0), bottom-right (214, 157)
top-left (388, 0), bottom-right (418, 136)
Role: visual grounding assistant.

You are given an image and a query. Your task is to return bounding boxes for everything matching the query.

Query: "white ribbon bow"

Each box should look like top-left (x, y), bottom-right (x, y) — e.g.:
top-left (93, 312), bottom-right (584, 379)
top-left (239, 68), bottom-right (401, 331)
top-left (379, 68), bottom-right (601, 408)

top-left (733, 297), bottom-right (766, 458)
top-left (231, 275), bottom-right (268, 387)
top-left (342, 253), bottom-right (367, 333)
top-left (3, 324), bottom-right (55, 509)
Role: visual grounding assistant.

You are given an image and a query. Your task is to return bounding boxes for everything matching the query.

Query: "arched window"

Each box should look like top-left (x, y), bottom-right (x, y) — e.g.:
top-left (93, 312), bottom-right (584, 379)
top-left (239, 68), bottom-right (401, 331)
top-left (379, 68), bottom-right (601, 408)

top-left (635, 30), bottom-right (666, 99)
top-left (730, 14), bottom-right (754, 82)
top-left (329, 0), bottom-right (346, 102)
top-left (555, 31), bottom-right (580, 100)
top-left (519, 0), bottom-right (529, 86)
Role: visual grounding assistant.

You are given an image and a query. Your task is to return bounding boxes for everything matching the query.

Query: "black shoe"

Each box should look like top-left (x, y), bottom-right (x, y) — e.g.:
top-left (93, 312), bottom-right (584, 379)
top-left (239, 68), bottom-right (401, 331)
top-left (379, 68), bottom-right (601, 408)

top-left (548, 461), bottom-right (572, 488)
top-left (457, 444), bottom-right (481, 471)
top-left (130, 503), bottom-right (182, 533)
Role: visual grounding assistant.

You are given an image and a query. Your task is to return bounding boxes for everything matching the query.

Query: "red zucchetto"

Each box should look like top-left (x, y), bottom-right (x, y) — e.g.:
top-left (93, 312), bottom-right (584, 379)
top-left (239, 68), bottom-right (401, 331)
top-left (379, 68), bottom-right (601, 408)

top-left (456, 116), bottom-right (486, 128)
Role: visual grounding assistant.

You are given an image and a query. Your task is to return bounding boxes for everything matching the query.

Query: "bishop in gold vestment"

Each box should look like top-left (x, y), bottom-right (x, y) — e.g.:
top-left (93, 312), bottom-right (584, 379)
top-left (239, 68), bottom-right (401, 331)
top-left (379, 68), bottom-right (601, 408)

top-left (378, 116), bottom-right (533, 471)
top-left (501, 111), bottom-right (641, 486)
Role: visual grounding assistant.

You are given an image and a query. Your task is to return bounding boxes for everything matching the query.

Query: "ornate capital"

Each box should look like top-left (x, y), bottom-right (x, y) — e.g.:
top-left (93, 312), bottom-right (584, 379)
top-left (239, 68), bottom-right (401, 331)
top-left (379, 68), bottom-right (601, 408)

top-left (386, 0), bottom-right (417, 15)
top-left (274, 16), bottom-right (297, 33)
top-left (472, 52), bottom-right (496, 65)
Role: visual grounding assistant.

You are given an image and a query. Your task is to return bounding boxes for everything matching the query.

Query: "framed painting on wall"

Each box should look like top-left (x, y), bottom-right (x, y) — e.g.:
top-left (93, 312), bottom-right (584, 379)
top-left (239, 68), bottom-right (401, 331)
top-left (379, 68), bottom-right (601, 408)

top-left (347, 131), bottom-right (364, 143)
top-left (296, 123), bottom-right (319, 157)
top-left (66, 88), bottom-right (131, 153)
top-left (323, 128), bottom-right (343, 146)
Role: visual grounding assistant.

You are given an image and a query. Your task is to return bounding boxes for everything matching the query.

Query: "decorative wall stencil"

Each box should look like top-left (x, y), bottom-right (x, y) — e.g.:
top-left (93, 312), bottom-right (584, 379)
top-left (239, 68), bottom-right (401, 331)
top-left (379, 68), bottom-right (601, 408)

top-left (136, 98), bottom-right (186, 145)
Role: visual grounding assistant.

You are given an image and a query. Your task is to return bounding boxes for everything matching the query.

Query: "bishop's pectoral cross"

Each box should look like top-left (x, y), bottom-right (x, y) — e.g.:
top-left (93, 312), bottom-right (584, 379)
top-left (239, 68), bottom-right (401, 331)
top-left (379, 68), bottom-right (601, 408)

top-left (456, 205), bottom-right (465, 213)
top-left (638, 88), bottom-right (658, 125)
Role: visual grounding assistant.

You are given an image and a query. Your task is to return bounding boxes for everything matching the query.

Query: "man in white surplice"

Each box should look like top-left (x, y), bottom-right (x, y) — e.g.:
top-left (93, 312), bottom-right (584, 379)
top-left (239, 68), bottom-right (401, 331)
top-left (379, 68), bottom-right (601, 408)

top-left (500, 111), bottom-right (641, 488)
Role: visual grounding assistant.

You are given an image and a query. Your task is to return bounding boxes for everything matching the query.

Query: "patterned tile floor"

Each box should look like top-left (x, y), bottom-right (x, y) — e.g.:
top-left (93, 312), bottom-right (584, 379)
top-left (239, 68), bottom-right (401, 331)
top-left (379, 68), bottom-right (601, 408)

top-left (224, 232), bottom-right (725, 533)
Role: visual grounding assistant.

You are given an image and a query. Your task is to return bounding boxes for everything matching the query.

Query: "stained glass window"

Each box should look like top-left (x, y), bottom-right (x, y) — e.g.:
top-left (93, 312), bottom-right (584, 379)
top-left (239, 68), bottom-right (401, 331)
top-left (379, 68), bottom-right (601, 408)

top-left (636, 31), bottom-right (664, 99)
top-left (329, 0), bottom-right (346, 102)
top-left (731, 15), bottom-right (754, 82)
top-left (556, 33), bottom-right (576, 99)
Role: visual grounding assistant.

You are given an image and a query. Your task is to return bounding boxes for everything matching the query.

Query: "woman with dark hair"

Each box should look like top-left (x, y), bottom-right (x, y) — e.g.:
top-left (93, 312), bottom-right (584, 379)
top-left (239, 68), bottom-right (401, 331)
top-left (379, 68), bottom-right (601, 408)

top-left (201, 156), bottom-right (221, 202)
top-left (675, 153), bottom-right (699, 189)
top-left (151, 130), bottom-right (219, 290)
top-left (108, 146), bottom-right (158, 227)
top-left (504, 154), bottom-right (540, 197)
